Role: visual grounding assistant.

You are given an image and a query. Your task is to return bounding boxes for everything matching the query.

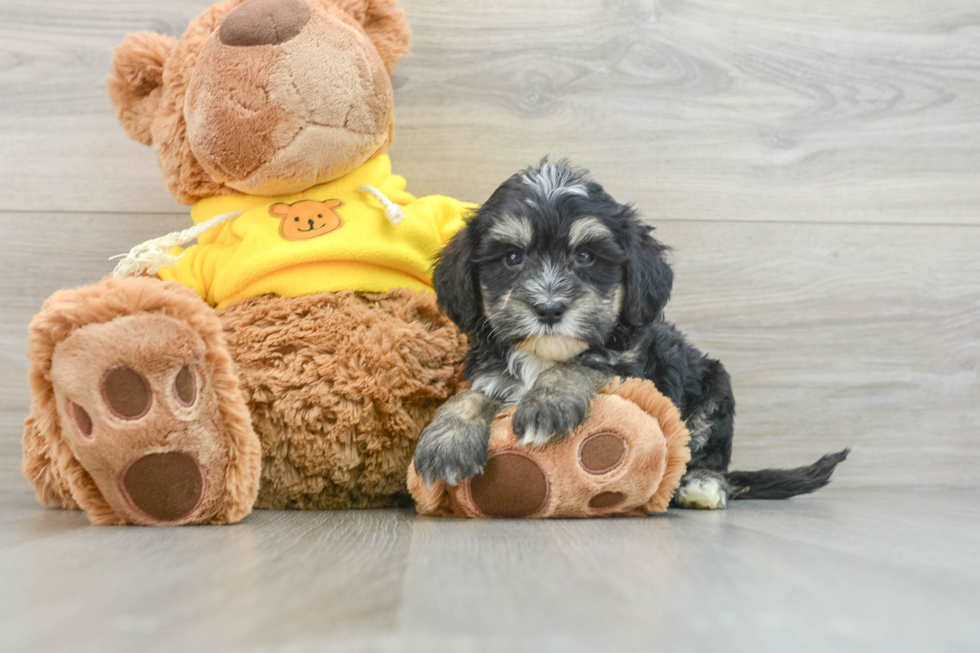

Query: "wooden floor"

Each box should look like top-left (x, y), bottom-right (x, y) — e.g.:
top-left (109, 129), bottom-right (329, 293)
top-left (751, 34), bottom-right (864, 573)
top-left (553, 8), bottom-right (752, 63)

top-left (1, 0), bottom-right (979, 650)
top-left (1, 486), bottom-right (978, 652)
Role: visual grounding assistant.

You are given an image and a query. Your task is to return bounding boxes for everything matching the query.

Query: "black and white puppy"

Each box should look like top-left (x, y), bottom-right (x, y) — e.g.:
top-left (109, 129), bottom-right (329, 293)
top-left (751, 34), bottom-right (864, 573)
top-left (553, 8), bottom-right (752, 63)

top-left (414, 160), bottom-right (847, 509)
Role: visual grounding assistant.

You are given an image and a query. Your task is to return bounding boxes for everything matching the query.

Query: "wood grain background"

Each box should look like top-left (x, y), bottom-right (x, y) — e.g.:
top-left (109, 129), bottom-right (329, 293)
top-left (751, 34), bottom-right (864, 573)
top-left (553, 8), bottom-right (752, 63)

top-left (1, 0), bottom-right (978, 491)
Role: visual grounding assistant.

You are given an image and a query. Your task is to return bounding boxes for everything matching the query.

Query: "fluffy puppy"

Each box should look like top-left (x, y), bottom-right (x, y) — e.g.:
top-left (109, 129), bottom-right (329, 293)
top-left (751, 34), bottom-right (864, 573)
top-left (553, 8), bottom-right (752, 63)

top-left (414, 160), bottom-right (847, 509)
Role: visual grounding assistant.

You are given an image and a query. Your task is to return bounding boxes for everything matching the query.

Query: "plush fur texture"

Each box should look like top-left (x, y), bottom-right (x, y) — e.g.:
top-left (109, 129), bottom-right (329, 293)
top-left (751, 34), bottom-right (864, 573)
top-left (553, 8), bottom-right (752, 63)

top-left (416, 159), bottom-right (848, 509)
top-left (218, 289), bottom-right (467, 510)
top-left (23, 277), bottom-right (261, 525)
top-left (108, 0), bottom-right (410, 203)
top-left (408, 378), bottom-right (691, 518)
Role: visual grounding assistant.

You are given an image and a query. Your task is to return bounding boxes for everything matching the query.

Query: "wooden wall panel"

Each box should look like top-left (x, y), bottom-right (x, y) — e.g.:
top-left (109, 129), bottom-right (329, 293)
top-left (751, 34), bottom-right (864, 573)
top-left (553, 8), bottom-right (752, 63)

top-left (2, 0), bottom-right (978, 491)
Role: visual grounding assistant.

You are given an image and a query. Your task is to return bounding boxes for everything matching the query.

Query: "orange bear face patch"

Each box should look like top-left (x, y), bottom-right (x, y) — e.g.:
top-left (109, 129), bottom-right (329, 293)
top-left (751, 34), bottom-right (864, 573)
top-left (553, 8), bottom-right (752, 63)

top-left (269, 200), bottom-right (343, 241)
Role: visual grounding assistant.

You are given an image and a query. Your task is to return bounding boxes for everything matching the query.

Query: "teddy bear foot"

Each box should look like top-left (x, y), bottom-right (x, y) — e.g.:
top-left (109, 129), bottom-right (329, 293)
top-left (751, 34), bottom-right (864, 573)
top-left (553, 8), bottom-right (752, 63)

top-left (25, 277), bottom-right (261, 525)
top-left (408, 379), bottom-right (693, 519)
top-left (50, 314), bottom-right (232, 524)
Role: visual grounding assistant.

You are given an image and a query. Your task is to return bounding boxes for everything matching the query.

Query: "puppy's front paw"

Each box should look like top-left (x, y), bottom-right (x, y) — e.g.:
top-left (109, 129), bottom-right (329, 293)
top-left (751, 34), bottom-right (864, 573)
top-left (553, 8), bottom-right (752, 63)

top-left (413, 416), bottom-right (490, 487)
top-left (512, 390), bottom-right (588, 447)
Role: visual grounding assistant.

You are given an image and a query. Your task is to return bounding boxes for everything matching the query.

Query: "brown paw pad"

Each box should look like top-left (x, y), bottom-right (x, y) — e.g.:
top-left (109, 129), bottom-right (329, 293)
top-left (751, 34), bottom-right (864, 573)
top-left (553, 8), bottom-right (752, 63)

top-left (102, 366), bottom-right (152, 420)
top-left (469, 452), bottom-right (549, 518)
top-left (69, 400), bottom-right (94, 438)
top-left (588, 491), bottom-right (626, 509)
top-left (174, 365), bottom-right (197, 407)
top-left (578, 431), bottom-right (627, 474)
top-left (120, 452), bottom-right (206, 523)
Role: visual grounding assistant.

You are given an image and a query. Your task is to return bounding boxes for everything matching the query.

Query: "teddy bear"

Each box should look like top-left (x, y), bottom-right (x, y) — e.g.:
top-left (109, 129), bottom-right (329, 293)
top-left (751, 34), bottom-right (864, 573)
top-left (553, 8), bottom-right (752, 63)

top-left (21, 0), bottom-right (473, 525)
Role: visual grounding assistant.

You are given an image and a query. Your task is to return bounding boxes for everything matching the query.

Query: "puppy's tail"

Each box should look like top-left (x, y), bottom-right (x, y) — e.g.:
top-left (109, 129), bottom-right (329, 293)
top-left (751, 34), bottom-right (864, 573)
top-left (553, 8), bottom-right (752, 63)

top-left (724, 449), bottom-right (850, 500)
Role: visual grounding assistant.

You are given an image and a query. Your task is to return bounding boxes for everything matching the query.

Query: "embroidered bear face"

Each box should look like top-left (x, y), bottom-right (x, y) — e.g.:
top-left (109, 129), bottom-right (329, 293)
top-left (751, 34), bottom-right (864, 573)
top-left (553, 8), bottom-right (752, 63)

top-left (269, 200), bottom-right (343, 241)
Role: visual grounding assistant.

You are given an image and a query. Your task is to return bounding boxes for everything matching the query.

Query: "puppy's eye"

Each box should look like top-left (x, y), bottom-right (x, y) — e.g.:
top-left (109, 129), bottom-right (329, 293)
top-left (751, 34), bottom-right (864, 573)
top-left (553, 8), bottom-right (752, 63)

top-left (504, 250), bottom-right (524, 267)
top-left (575, 250), bottom-right (595, 266)
top-left (294, 217), bottom-right (300, 222)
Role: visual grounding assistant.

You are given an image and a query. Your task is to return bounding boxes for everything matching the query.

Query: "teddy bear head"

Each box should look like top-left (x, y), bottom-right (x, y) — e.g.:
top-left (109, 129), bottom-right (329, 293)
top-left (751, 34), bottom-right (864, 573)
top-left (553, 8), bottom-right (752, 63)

top-left (108, 0), bottom-right (411, 204)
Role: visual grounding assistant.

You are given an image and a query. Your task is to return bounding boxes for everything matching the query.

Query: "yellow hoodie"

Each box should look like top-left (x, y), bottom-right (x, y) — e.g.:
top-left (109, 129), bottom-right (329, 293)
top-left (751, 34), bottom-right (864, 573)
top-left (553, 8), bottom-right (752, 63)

top-left (158, 155), bottom-right (475, 308)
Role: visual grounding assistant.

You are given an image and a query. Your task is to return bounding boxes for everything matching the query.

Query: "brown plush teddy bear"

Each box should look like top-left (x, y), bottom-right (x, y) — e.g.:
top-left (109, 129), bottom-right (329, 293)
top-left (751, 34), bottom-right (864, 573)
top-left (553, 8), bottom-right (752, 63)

top-left (22, 0), bottom-right (471, 525)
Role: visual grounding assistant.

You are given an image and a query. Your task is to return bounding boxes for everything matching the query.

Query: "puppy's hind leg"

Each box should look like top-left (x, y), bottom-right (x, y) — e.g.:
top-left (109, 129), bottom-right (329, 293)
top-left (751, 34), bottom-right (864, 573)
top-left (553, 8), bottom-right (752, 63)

top-left (673, 359), bottom-right (736, 510)
top-left (673, 469), bottom-right (735, 510)
top-left (413, 390), bottom-right (503, 487)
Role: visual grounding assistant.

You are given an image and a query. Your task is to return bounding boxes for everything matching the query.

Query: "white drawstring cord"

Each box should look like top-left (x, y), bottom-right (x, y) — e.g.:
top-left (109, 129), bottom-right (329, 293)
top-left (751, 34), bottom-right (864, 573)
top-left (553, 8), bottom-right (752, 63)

top-left (358, 185), bottom-right (406, 225)
top-left (110, 211), bottom-right (243, 278)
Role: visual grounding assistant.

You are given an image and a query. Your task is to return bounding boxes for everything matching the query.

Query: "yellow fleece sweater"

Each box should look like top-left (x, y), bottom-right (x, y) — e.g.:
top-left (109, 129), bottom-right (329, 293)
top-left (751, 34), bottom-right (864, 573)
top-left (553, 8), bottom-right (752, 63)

top-left (158, 155), bottom-right (475, 308)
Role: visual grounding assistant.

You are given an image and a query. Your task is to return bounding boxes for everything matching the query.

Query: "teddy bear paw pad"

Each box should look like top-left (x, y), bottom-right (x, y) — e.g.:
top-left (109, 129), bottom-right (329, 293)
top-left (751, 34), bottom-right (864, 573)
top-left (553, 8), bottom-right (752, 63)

top-left (578, 431), bottom-right (628, 475)
top-left (468, 452), bottom-right (550, 518)
top-left (121, 452), bottom-right (206, 522)
top-left (50, 313), bottom-right (230, 525)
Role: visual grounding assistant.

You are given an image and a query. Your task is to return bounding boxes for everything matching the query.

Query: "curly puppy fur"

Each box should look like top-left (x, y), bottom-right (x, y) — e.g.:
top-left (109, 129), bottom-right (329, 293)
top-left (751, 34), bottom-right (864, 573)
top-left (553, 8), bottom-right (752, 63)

top-left (414, 159), bottom-right (848, 509)
top-left (220, 289), bottom-right (467, 509)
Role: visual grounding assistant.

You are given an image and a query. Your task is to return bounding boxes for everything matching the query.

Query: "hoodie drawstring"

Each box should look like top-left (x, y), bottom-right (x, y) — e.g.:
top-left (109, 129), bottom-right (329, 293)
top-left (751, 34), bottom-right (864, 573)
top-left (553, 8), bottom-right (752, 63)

top-left (110, 210), bottom-right (243, 278)
top-left (358, 185), bottom-right (406, 225)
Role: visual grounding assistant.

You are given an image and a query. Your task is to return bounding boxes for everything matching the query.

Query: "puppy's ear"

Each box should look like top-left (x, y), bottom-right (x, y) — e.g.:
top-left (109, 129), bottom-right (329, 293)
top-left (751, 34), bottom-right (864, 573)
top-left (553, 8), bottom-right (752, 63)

top-left (434, 225), bottom-right (481, 332)
top-left (622, 220), bottom-right (673, 326)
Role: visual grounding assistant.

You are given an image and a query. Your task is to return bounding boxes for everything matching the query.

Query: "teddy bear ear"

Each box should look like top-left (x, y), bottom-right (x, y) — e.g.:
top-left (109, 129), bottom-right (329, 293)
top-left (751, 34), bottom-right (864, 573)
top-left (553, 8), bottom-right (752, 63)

top-left (107, 31), bottom-right (179, 146)
top-left (333, 0), bottom-right (412, 75)
top-left (269, 203), bottom-right (290, 217)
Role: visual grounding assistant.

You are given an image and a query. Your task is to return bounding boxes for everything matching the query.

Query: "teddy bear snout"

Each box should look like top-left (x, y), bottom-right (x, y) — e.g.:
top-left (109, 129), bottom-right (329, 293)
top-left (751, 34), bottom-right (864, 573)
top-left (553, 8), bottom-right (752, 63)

top-left (219, 0), bottom-right (312, 47)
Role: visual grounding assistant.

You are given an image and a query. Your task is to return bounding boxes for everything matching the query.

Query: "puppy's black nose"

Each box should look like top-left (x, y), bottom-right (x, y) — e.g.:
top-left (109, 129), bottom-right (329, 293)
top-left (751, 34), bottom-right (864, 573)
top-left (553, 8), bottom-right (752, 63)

top-left (534, 301), bottom-right (567, 325)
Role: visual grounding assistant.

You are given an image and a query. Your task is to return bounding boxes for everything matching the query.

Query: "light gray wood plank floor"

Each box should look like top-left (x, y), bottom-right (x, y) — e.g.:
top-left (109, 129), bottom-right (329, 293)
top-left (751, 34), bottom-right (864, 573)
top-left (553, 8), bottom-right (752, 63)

top-left (1, 486), bottom-right (978, 653)
top-left (1, 0), bottom-right (979, 650)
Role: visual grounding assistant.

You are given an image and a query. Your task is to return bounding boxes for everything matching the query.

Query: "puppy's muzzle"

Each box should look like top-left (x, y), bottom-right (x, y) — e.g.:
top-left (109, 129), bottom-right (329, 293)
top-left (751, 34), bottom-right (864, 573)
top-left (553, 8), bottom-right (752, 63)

top-left (534, 301), bottom-right (567, 325)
